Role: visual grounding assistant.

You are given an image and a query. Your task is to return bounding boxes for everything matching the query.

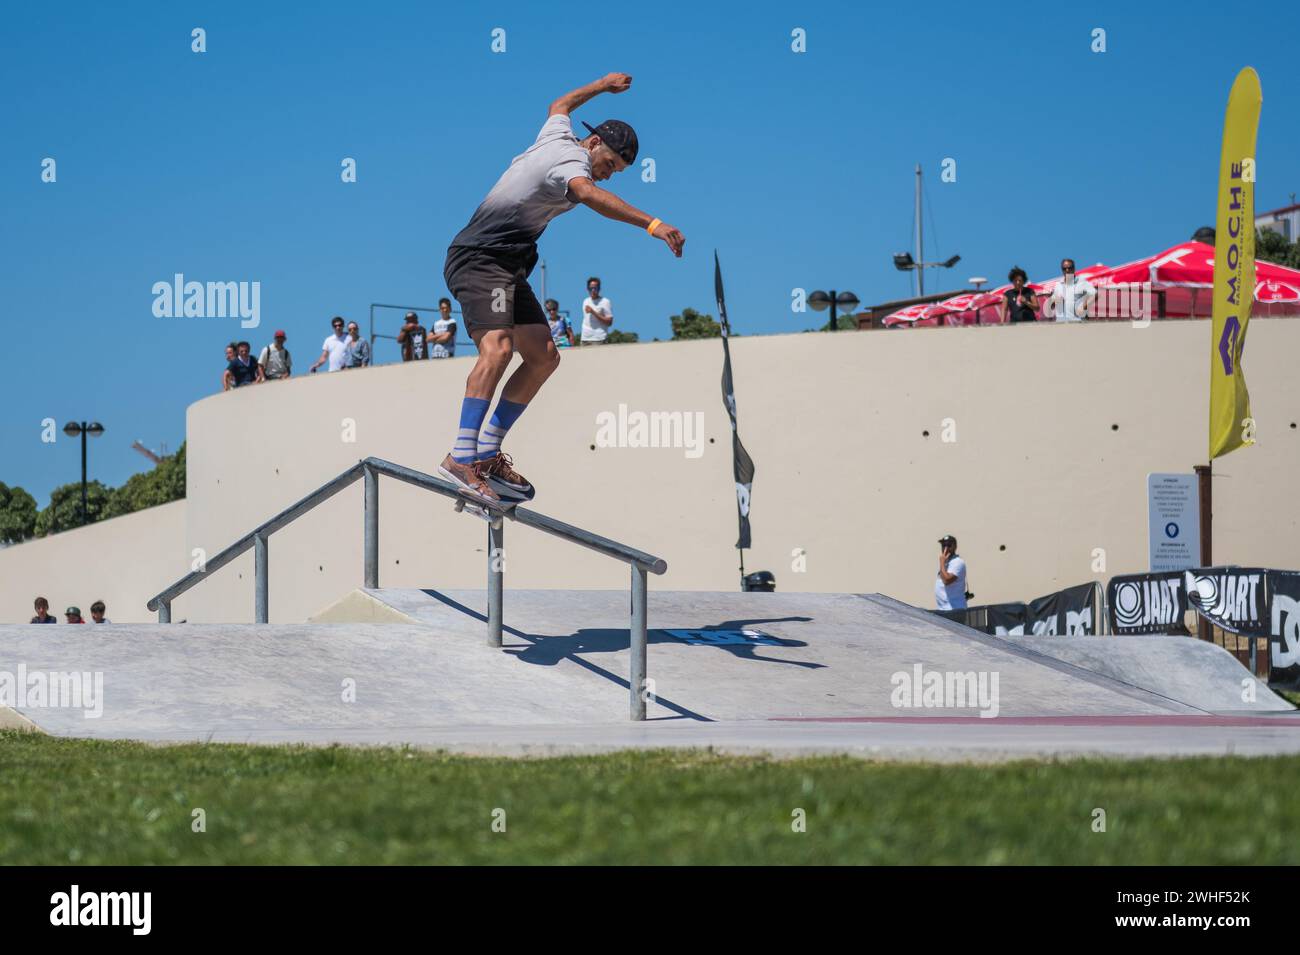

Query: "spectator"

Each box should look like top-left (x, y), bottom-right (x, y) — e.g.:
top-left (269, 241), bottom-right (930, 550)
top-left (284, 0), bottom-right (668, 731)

top-left (546, 299), bottom-right (575, 348)
top-left (89, 600), bottom-right (110, 623)
top-left (64, 606), bottom-right (85, 624)
top-left (309, 317), bottom-right (351, 373)
top-left (429, 299), bottom-right (457, 359)
top-left (223, 341), bottom-right (264, 389)
top-left (1045, 257), bottom-right (1096, 323)
top-left (580, 276), bottom-right (614, 345)
top-left (259, 330), bottom-right (293, 380)
top-left (998, 267), bottom-right (1037, 324)
top-left (344, 322), bottom-right (371, 368)
top-left (222, 343), bottom-right (237, 391)
top-left (935, 534), bottom-right (967, 611)
top-left (30, 597), bottom-right (57, 624)
top-left (397, 312), bottom-right (429, 361)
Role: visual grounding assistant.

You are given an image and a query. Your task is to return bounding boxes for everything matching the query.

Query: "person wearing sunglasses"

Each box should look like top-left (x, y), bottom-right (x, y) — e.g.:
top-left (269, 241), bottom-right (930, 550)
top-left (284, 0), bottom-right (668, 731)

top-left (309, 316), bottom-right (351, 373)
top-left (1045, 258), bottom-right (1096, 323)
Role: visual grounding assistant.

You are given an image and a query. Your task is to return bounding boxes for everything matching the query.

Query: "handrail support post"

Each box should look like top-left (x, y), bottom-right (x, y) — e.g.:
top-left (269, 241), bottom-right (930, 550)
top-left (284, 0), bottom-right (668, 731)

top-left (254, 532), bottom-right (269, 623)
top-left (630, 564), bottom-right (648, 721)
top-left (487, 518), bottom-right (504, 647)
top-left (364, 464), bottom-right (379, 589)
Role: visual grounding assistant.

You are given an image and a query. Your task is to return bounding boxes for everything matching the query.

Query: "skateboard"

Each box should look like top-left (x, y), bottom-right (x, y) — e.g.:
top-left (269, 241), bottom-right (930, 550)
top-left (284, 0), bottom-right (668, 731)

top-left (452, 492), bottom-right (518, 523)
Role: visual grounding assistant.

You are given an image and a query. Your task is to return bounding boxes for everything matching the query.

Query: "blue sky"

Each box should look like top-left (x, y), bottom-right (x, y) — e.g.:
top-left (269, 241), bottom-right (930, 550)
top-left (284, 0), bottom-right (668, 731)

top-left (2, 0), bottom-right (1296, 505)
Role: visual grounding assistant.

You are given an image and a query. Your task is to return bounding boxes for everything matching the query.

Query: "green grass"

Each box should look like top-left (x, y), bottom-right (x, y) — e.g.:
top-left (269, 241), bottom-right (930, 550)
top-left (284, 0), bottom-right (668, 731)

top-left (2, 731), bottom-right (1298, 864)
top-left (1277, 688), bottom-right (1300, 707)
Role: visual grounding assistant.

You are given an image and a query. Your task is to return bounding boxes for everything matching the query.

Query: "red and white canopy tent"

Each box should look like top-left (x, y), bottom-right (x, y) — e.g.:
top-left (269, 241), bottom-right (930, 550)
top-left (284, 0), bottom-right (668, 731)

top-left (883, 241), bottom-right (1300, 327)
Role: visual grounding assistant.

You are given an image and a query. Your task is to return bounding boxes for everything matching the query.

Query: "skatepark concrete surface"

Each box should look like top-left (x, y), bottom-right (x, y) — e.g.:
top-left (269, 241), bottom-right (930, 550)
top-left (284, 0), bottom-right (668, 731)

top-left (2, 590), bottom-right (1296, 762)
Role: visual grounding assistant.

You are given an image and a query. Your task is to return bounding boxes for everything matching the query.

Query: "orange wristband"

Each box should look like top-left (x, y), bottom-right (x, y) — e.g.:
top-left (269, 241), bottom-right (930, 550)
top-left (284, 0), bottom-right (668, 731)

top-left (646, 218), bottom-right (662, 235)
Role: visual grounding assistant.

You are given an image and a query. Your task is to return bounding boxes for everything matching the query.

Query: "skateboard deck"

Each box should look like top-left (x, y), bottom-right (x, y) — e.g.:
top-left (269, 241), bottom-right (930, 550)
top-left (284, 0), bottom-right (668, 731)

top-left (452, 493), bottom-right (518, 523)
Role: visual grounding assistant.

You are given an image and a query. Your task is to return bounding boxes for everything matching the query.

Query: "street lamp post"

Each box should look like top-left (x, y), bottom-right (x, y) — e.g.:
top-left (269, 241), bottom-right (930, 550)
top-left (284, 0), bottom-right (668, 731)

top-left (893, 164), bottom-right (962, 295)
top-left (62, 421), bottom-right (105, 526)
top-left (808, 289), bottom-right (861, 332)
top-left (892, 252), bottom-right (962, 293)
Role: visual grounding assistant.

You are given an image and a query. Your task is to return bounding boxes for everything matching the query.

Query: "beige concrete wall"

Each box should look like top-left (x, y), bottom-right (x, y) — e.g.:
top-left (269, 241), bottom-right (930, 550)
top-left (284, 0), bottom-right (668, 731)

top-left (175, 319), bottom-right (1300, 622)
top-left (0, 500), bottom-right (186, 624)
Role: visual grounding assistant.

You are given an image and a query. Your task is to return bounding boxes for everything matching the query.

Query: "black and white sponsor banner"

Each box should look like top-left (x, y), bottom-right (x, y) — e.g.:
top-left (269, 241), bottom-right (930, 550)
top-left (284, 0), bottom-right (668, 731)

top-left (986, 602), bottom-right (1026, 635)
top-left (978, 585), bottom-right (1097, 636)
top-left (1183, 566), bottom-right (1269, 635)
top-left (938, 588), bottom-right (1099, 636)
top-left (1024, 582), bottom-right (1099, 635)
top-left (1268, 571), bottom-right (1300, 683)
top-left (1107, 571), bottom-right (1188, 634)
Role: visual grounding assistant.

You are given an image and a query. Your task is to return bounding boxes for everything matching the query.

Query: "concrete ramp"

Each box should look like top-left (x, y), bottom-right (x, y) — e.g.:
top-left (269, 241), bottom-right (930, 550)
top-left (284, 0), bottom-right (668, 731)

top-left (1, 590), bottom-right (1291, 749)
top-left (313, 588), bottom-right (1217, 719)
top-left (1004, 634), bottom-right (1290, 712)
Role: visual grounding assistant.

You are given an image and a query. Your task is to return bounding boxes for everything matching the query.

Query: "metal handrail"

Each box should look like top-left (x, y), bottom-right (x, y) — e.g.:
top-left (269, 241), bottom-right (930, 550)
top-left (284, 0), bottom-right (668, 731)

top-left (145, 457), bottom-right (667, 720)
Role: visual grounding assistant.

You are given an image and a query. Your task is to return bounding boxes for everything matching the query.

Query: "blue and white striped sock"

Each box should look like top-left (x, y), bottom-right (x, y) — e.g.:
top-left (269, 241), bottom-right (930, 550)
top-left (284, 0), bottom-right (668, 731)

top-left (477, 398), bottom-right (528, 460)
top-left (452, 397), bottom-right (491, 463)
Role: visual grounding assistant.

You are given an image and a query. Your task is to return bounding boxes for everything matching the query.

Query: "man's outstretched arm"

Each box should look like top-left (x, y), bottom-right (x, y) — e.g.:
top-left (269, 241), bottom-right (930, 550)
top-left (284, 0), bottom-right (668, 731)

top-left (567, 177), bottom-right (685, 257)
top-left (549, 73), bottom-right (632, 116)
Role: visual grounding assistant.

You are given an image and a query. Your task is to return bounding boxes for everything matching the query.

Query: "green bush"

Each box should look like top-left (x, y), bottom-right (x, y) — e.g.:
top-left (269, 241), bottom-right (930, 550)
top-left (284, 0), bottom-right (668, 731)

top-left (0, 483), bottom-right (38, 544)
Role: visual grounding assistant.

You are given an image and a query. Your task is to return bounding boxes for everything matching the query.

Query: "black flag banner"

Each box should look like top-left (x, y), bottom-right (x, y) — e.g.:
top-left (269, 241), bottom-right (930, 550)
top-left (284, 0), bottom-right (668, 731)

top-left (1107, 571), bottom-right (1188, 634)
top-left (714, 251), bottom-right (754, 549)
top-left (1184, 566), bottom-right (1269, 635)
top-left (1268, 571), bottom-right (1300, 683)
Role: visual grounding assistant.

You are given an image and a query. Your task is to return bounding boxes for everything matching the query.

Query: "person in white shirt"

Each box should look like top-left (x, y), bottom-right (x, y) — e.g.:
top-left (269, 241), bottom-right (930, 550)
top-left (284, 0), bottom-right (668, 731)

top-left (1045, 258), bottom-right (1096, 323)
top-left (580, 276), bottom-right (614, 344)
top-left (309, 316), bottom-right (351, 372)
top-left (935, 534), bottom-right (968, 611)
top-left (430, 298), bottom-right (457, 359)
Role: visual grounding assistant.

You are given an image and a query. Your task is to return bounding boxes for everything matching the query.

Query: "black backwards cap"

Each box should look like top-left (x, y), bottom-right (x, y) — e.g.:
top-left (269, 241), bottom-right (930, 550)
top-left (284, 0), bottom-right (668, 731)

top-left (581, 119), bottom-right (639, 165)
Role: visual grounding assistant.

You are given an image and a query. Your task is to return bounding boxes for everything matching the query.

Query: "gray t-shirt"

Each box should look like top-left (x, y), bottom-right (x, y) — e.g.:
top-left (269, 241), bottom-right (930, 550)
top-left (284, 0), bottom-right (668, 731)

top-left (259, 344), bottom-right (292, 378)
top-left (449, 114), bottom-right (593, 255)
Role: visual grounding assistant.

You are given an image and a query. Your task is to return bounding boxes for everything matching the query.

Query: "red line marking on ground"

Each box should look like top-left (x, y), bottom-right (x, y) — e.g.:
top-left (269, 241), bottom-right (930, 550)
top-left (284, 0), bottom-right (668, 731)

top-left (769, 715), bottom-right (1300, 727)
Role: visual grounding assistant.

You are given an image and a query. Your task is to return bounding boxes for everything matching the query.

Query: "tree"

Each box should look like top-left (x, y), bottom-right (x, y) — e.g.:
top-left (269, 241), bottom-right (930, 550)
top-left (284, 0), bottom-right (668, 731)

top-left (823, 313), bottom-right (859, 331)
top-left (35, 481), bottom-right (113, 536)
top-left (1257, 229), bottom-right (1300, 270)
top-left (0, 483), bottom-right (38, 544)
top-left (605, 329), bottom-right (640, 344)
top-left (670, 307), bottom-right (721, 340)
top-left (105, 442), bottom-right (187, 519)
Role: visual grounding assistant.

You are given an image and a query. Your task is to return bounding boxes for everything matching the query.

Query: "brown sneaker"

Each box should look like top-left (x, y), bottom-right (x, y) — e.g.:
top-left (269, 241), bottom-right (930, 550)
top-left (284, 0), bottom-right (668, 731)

top-left (478, 452), bottom-right (535, 501)
top-left (438, 453), bottom-right (500, 504)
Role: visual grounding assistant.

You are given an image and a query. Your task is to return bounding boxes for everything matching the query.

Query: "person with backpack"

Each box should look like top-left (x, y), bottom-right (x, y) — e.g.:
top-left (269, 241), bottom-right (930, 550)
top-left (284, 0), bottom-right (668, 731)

top-left (259, 330), bottom-right (292, 380)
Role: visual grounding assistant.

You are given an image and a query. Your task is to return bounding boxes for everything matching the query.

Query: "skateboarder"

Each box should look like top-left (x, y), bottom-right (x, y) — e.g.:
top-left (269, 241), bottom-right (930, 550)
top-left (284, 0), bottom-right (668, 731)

top-left (438, 72), bottom-right (685, 506)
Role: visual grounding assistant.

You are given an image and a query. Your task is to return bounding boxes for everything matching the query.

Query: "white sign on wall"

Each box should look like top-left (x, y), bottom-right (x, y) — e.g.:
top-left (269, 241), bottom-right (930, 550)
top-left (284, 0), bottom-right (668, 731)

top-left (1148, 473), bottom-right (1201, 572)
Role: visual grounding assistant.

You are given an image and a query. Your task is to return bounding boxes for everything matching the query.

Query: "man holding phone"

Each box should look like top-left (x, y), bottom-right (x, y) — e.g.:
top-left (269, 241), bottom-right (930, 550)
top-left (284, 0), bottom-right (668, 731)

top-left (935, 534), bottom-right (968, 611)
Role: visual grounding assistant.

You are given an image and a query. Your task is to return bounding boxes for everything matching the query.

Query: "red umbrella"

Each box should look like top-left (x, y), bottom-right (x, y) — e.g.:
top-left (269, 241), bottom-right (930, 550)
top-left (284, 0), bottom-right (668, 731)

top-left (1087, 241), bottom-right (1300, 317)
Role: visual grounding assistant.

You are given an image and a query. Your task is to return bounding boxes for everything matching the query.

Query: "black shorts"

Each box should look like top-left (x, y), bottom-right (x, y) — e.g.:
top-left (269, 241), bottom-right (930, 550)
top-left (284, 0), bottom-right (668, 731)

top-left (444, 245), bottom-right (547, 334)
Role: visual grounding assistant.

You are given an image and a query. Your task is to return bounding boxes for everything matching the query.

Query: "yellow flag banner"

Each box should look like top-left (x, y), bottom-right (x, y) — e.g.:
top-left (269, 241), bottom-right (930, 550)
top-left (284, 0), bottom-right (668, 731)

top-left (1208, 67), bottom-right (1262, 460)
